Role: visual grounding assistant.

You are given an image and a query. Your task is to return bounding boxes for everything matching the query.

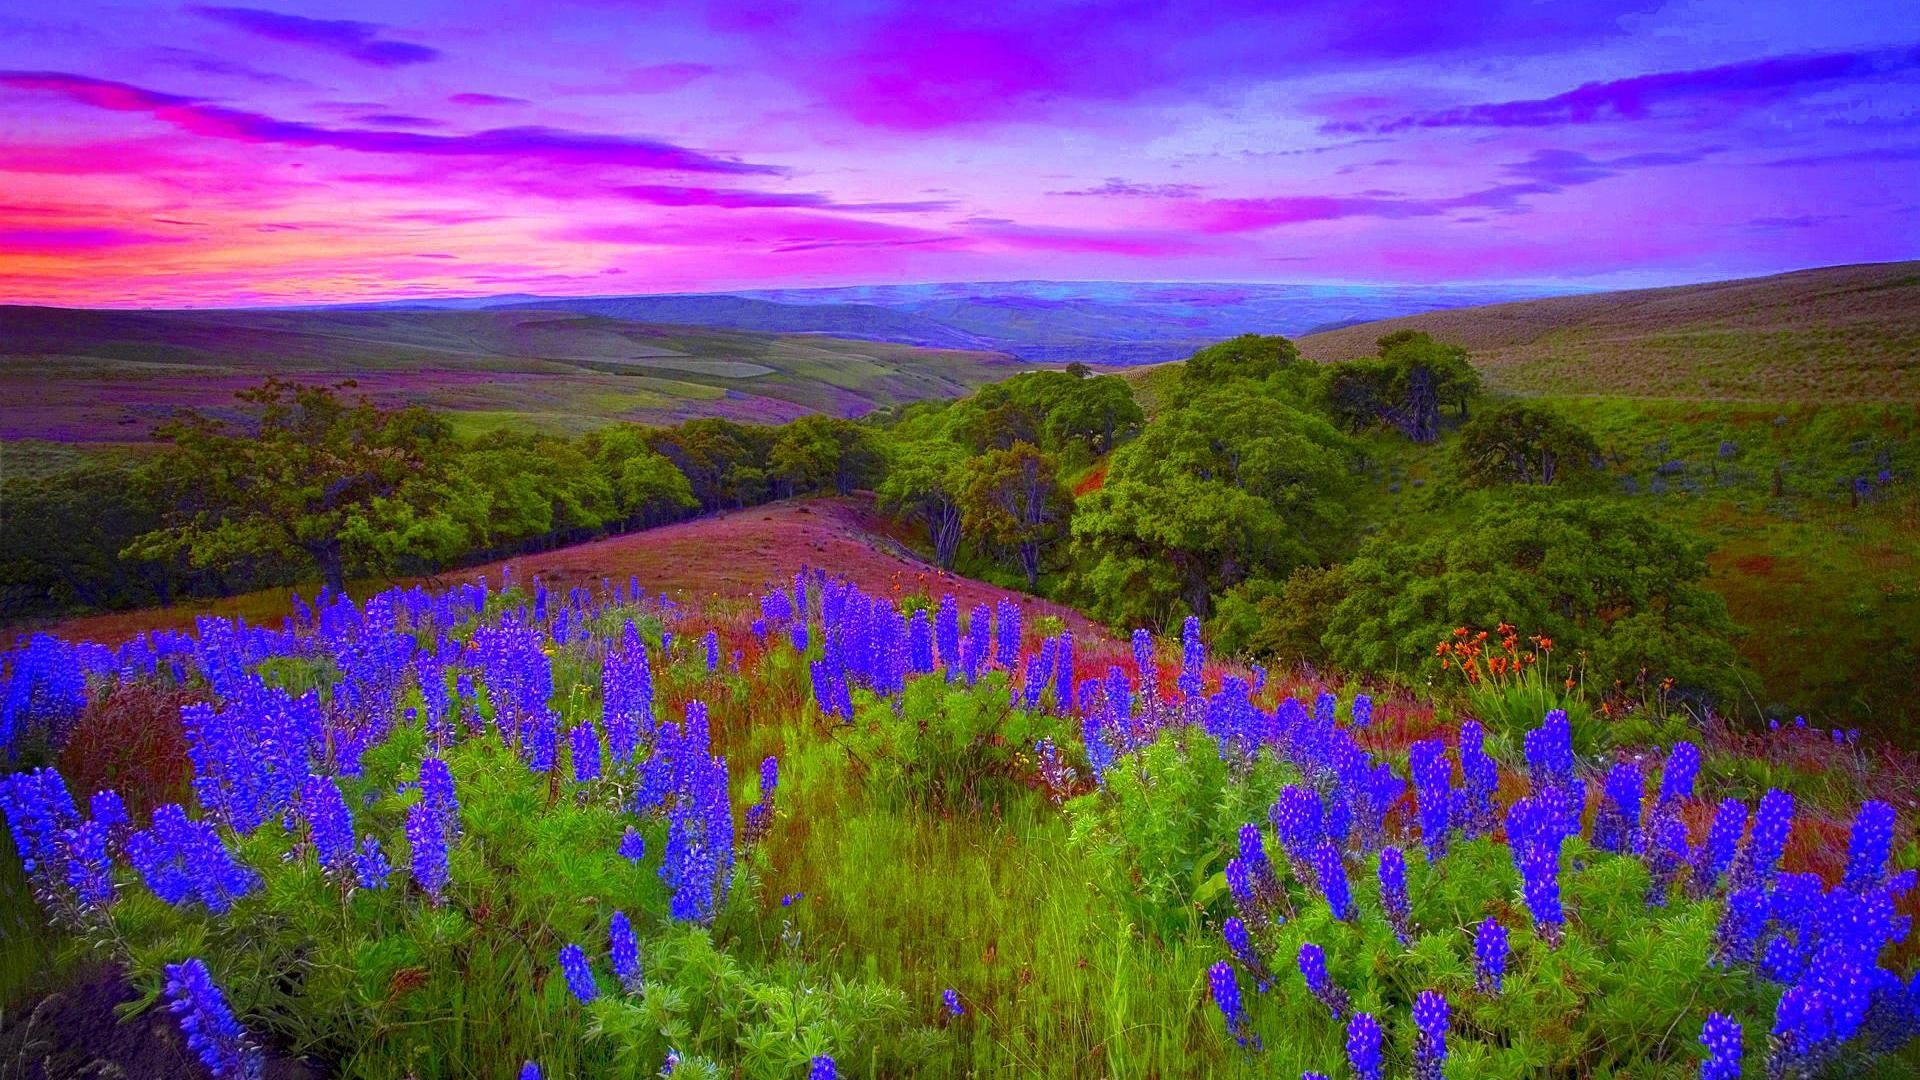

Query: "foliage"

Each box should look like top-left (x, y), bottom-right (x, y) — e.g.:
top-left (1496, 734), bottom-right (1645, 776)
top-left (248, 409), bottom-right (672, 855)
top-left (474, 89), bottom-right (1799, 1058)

top-left (1455, 402), bottom-right (1602, 488)
top-left (1323, 332), bottom-right (1481, 442)
top-left (1070, 385), bottom-right (1354, 627)
top-left (1322, 493), bottom-right (1747, 704)
top-left (957, 443), bottom-right (1072, 590)
top-left (841, 675), bottom-right (1070, 812)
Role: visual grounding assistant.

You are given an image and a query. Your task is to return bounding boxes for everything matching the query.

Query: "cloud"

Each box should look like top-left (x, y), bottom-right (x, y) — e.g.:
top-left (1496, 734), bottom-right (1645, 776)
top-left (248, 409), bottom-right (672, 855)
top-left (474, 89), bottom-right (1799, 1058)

top-left (1325, 45), bottom-right (1920, 133)
top-left (1500, 147), bottom-right (1718, 186)
top-left (1175, 181), bottom-right (1565, 233)
top-left (1053, 178), bottom-right (1205, 199)
top-left (615, 184), bottom-right (954, 213)
top-left (189, 6), bottom-right (441, 67)
top-left (1762, 145), bottom-right (1920, 168)
top-left (964, 220), bottom-right (1205, 256)
top-left (0, 226), bottom-right (190, 252)
top-left (148, 47), bottom-right (314, 88)
top-left (448, 92), bottom-right (530, 107)
top-left (558, 210), bottom-right (962, 254)
top-left (0, 71), bottom-right (783, 174)
top-left (356, 113), bottom-right (446, 128)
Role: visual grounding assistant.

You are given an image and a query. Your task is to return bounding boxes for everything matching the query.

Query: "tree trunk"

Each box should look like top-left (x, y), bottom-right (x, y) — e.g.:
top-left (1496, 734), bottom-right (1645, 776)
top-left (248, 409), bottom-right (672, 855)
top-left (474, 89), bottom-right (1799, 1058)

top-left (311, 540), bottom-right (347, 595)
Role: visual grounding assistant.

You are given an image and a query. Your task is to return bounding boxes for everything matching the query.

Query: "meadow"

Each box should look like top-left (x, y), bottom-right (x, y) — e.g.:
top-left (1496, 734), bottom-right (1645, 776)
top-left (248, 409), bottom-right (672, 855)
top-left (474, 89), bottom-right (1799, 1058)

top-left (4, 565), bottom-right (1918, 1079)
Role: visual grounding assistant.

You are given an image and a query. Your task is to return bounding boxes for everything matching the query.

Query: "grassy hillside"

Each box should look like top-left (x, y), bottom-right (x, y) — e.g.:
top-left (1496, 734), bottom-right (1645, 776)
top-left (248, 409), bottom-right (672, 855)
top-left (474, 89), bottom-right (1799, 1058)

top-left (0, 306), bottom-right (1025, 444)
top-left (1296, 261), bottom-right (1920, 401)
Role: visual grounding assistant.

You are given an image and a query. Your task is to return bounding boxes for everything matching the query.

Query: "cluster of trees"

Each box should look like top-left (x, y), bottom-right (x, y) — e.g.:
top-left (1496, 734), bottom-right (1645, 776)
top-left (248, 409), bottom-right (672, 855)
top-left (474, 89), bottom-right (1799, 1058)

top-left (878, 368), bottom-right (1140, 587)
top-left (1, 380), bottom-right (882, 616)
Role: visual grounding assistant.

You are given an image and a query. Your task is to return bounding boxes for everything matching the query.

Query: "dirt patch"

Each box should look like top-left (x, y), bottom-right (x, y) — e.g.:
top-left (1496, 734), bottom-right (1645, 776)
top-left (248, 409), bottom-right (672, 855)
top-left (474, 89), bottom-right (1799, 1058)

top-left (1732, 554), bottom-right (1778, 576)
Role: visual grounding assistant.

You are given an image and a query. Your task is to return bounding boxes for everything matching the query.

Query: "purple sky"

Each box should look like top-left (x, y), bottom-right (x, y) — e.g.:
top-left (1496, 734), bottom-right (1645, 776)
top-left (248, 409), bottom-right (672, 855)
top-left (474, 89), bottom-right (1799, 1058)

top-left (1, 1), bottom-right (1916, 306)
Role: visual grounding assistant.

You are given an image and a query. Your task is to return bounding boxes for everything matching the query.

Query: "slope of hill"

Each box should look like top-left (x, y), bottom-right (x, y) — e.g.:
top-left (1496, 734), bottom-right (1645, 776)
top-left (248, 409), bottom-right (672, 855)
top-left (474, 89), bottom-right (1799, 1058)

top-left (304, 280), bottom-right (1580, 366)
top-left (1296, 261), bottom-right (1920, 401)
top-left (0, 307), bottom-right (1024, 443)
top-left (31, 495), bottom-right (1104, 647)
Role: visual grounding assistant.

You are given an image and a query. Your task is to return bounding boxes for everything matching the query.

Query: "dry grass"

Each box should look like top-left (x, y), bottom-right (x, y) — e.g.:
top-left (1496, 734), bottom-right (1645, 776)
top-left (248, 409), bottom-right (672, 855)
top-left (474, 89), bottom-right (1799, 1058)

top-left (1296, 261), bottom-right (1920, 401)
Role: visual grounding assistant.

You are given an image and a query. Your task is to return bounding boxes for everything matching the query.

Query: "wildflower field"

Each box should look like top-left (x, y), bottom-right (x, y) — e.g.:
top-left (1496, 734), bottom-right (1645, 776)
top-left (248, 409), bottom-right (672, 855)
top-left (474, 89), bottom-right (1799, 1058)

top-left (4, 566), bottom-right (1918, 1079)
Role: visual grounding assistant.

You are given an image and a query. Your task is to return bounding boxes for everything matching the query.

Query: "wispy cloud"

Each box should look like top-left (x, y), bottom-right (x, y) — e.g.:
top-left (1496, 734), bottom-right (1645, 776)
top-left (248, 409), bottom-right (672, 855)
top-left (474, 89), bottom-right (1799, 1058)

top-left (0, 71), bottom-right (783, 174)
top-left (1324, 46), bottom-right (1920, 133)
top-left (1052, 178), bottom-right (1206, 199)
top-left (189, 6), bottom-right (441, 68)
top-left (616, 184), bottom-right (954, 213)
top-left (448, 92), bottom-right (529, 107)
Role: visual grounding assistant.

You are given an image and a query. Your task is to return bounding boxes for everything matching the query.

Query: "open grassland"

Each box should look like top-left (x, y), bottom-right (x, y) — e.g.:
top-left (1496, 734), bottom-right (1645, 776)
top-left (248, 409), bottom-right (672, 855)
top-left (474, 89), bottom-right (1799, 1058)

top-left (1296, 261), bottom-right (1920, 401)
top-left (0, 306), bottom-right (1024, 442)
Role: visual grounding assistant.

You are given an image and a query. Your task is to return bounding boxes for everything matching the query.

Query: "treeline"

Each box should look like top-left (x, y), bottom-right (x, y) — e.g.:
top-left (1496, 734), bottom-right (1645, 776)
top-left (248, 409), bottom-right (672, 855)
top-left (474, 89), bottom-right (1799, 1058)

top-left (0, 379), bottom-right (889, 619)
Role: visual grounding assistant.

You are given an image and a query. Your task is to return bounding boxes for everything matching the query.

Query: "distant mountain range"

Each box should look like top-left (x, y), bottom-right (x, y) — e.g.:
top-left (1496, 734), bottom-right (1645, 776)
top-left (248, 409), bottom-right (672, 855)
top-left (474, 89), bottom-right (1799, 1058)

top-left (307, 280), bottom-right (1585, 365)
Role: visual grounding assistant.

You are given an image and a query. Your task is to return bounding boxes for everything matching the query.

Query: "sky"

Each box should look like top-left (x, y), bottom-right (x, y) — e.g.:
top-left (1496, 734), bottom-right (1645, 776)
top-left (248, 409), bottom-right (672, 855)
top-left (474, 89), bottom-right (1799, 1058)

top-left (1, 1), bottom-right (1917, 307)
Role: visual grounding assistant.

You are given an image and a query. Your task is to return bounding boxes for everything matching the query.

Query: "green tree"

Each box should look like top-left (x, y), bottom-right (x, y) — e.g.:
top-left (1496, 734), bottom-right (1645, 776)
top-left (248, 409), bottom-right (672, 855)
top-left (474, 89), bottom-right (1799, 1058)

top-left (582, 426), bottom-right (698, 529)
top-left (768, 415), bottom-right (885, 497)
top-left (1321, 494), bottom-right (1745, 702)
top-left (454, 431), bottom-right (615, 552)
top-left (1455, 402), bottom-right (1602, 487)
top-left (126, 380), bottom-right (476, 592)
top-left (1324, 332), bottom-right (1481, 442)
top-left (1069, 387), bottom-right (1354, 627)
top-left (1180, 334), bottom-right (1304, 388)
top-left (1044, 374), bottom-right (1143, 453)
top-left (877, 431), bottom-right (968, 568)
top-left (958, 442), bottom-right (1070, 589)
top-left (646, 419), bottom-right (775, 509)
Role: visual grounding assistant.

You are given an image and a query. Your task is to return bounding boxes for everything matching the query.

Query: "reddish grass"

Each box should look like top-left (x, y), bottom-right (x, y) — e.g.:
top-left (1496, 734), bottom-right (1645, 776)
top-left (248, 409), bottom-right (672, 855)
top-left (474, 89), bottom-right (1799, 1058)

top-left (57, 681), bottom-right (200, 818)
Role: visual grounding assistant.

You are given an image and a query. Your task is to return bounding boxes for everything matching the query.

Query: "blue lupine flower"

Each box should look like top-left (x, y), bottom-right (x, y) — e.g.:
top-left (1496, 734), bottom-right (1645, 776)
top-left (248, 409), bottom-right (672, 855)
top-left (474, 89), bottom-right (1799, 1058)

top-left (1691, 798), bottom-right (1747, 899)
top-left (299, 775), bottom-right (355, 877)
top-left (1844, 800), bottom-right (1896, 892)
top-left (1506, 797), bottom-right (1566, 947)
top-left (1, 766), bottom-right (79, 890)
top-left (1699, 1012), bottom-right (1741, 1080)
top-left (1297, 941), bottom-right (1349, 1019)
top-left (944, 988), bottom-right (964, 1016)
top-left (1658, 741), bottom-right (1701, 808)
top-left (810, 1055), bottom-right (838, 1080)
top-left (520, 1063), bottom-right (541, 1080)
top-left (1311, 842), bottom-right (1355, 922)
top-left (1594, 760), bottom-right (1643, 855)
top-left (1351, 694), bottom-right (1373, 729)
top-left (1475, 917), bottom-right (1508, 994)
top-left (1409, 740), bottom-right (1452, 861)
top-left (524, 711), bottom-right (558, 773)
top-left (1346, 1012), bottom-right (1383, 1080)
top-left (163, 957), bottom-right (263, 1080)
top-left (126, 804), bottom-right (259, 915)
top-left (1222, 916), bottom-right (1267, 985)
top-left (1412, 990), bottom-right (1449, 1080)
top-left (1770, 985), bottom-right (1837, 1078)
top-left (89, 789), bottom-right (129, 837)
top-left (559, 942), bottom-right (598, 1003)
top-left (1179, 616), bottom-right (1204, 698)
top-left (994, 599), bottom-right (1021, 670)
top-left (1132, 628), bottom-right (1156, 699)
top-left (572, 723), bottom-right (603, 784)
top-left (352, 835), bottom-right (390, 890)
top-left (1457, 720), bottom-right (1497, 838)
top-left (908, 609), bottom-right (935, 674)
top-left (935, 596), bottom-right (960, 672)
top-left (62, 819), bottom-right (115, 910)
top-left (1712, 885), bottom-right (1768, 967)
top-left (1208, 960), bottom-right (1250, 1044)
top-left (1644, 814), bottom-right (1689, 908)
top-left (405, 800), bottom-right (448, 904)
top-left (1377, 846), bottom-right (1411, 944)
top-left (1730, 788), bottom-right (1794, 890)
top-left (610, 910), bottom-right (642, 990)
top-left (704, 629), bottom-right (720, 672)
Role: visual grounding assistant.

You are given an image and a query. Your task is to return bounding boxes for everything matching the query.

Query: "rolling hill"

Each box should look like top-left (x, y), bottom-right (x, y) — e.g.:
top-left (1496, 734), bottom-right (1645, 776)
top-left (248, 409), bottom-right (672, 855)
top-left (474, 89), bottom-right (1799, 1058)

top-left (1295, 261), bottom-right (1920, 401)
top-left (0, 306), bottom-right (1025, 444)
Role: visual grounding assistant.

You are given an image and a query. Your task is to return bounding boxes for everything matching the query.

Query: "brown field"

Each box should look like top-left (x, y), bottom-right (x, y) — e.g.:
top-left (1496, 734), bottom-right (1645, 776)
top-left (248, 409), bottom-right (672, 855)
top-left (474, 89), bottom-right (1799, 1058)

top-left (1296, 260), bottom-right (1920, 400)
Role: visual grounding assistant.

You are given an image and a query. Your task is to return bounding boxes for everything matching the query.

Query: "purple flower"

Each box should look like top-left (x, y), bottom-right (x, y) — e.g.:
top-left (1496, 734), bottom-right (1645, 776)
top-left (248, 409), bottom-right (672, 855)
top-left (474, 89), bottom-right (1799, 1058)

top-left (1507, 797), bottom-right (1566, 947)
top-left (619, 826), bottom-right (647, 862)
top-left (520, 1063), bottom-right (541, 1080)
top-left (126, 804), bottom-right (259, 915)
top-left (810, 1055), bottom-right (837, 1080)
top-left (610, 910), bottom-right (642, 991)
top-left (405, 800), bottom-right (449, 904)
top-left (1843, 800), bottom-right (1896, 892)
top-left (1729, 789), bottom-right (1794, 891)
top-left (1712, 885), bottom-right (1768, 967)
top-left (1690, 798), bottom-right (1747, 898)
top-left (1699, 1011), bottom-right (1741, 1080)
top-left (1179, 616), bottom-right (1204, 698)
top-left (1132, 628), bottom-right (1156, 698)
top-left (1412, 990), bottom-right (1449, 1080)
top-left (558, 942), bottom-right (598, 1003)
top-left (1475, 917), bottom-right (1509, 995)
top-left (994, 599), bottom-right (1021, 670)
top-left (1297, 941), bottom-right (1350, 1020)
top-left (704, 629), bottom-right (719, 672)
top-left (1208, 960), bottom-right (1250, 1044)
top-left (572, 723), bottom-right (603, 784)
top-left (1657, 741), bottom-right (1701, 808)
top-left (1378, 846), bottom-right (1412, 944)
top-left (163, 957), bottom-right (263, 1080)
top-left (1594, 760), bottom-right (1643, 855)
top-left (1347, 1012), bottom-right (1383, 1080)
top-left (936, 596), bottom-right (960, 673)
top-left (1311, 842), bottom-right (1355, 923)
top-left (352, 835), bottom-right (390, 890)
top-left (62, 819), bottom-right (114, 911)
top-left (299, 775), bottom-right (355, 877)
top-left (944, 988), bottom-right (964, 1016)
top-left (419, 756), bottom-right (459, 837)
top-left (1457, 720), bottom-right (1497, 838)
top-left (1409, 740), bottom-right (1453, 862)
